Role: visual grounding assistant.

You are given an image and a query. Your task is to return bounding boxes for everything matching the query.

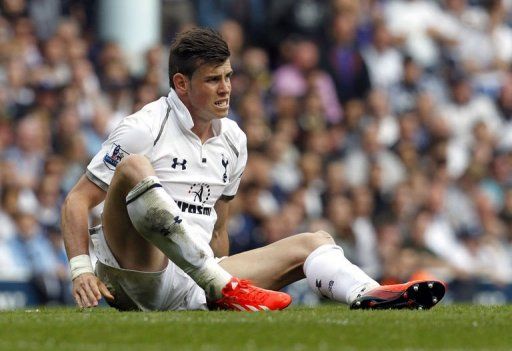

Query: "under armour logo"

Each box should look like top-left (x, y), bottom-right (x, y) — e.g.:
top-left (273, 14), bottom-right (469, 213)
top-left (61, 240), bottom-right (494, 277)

top-left (171, 158), bottom-right (187, 170)
top-left (221, 155), bottom-right (229, 183)
top-left (173, 216), bottom-right (182, 224)
top-left (315, 279), bottom-right (322, 289)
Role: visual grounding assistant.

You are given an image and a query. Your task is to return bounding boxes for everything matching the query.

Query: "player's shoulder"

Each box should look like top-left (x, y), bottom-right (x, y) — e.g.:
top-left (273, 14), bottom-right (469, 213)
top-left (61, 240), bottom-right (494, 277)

top-left (219, 117), bottom-right (247, 160)
top-left (124, 98), bottom-right (166, 122)
top-left (122, 98), bottom-right (169, 133)
top-left (221, 118), bottom-right (246, 142)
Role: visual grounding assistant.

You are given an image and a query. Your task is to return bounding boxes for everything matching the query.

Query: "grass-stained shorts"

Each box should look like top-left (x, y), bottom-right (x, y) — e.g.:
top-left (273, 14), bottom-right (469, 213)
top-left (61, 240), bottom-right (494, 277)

top-left (89, 225), bottom-right (208, 311)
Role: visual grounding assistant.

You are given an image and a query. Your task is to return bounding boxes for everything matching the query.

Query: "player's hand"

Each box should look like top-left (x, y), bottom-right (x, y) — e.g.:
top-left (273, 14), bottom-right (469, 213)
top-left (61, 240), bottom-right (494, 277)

top-left (72, 272), bottom-right (114, 308)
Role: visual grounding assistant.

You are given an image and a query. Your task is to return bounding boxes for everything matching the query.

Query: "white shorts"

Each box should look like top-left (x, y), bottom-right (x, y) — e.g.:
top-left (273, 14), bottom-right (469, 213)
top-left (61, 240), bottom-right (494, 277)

top-left (89, 225), bottom-right (208, 311)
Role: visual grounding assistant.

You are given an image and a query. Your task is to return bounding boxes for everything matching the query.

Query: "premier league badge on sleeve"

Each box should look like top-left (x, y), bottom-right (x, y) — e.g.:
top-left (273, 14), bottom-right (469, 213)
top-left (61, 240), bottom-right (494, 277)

top-left (103, 143), bottom-right (129, 170)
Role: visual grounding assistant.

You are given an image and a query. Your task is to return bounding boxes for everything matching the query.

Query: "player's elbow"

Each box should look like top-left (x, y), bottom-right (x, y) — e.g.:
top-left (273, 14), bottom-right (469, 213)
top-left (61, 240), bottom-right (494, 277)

top-left (62, 191), bottom-right (86, 217)
top-left (62, 185), bottom-right (99, 214)
top-left (62, 175), bottom-right (106, 214)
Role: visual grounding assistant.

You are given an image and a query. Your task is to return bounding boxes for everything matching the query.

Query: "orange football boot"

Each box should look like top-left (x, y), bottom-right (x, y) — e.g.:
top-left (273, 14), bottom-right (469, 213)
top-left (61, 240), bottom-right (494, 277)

top-left (212, 277), bottom-right (292, 312)
top-left (350, 280), bottom-right (446, 310)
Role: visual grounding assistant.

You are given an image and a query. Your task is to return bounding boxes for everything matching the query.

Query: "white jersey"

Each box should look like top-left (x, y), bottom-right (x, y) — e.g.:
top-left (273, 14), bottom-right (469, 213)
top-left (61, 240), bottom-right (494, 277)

top-left (86, 89), bottom-right (248, 245)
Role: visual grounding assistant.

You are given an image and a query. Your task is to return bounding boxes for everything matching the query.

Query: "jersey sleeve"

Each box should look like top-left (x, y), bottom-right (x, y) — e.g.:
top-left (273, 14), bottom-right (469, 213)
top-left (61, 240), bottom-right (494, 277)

top-left (86, 113), bottom-right (155, 191)
top-left (222, 131), bottom-right (247, 198)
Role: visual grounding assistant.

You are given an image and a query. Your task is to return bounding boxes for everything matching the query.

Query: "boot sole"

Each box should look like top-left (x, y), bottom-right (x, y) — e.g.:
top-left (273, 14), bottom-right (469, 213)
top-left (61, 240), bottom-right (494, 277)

top-left (350, 281), bottom-right (446, 310)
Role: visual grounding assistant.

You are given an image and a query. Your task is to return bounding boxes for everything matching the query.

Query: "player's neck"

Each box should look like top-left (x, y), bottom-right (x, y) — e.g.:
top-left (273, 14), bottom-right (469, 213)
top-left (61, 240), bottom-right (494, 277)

top-left (191, 120), bottom-right (214, 143)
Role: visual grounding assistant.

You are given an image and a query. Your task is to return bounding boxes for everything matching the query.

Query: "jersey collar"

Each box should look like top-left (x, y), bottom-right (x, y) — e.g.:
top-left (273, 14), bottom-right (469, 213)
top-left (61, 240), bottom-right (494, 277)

top-left (167, 89), bottom-right (222, 136)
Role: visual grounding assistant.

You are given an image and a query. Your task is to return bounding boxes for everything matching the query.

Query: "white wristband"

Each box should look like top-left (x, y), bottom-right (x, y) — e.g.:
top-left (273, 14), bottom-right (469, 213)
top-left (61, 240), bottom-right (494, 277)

top-left (69, 254), bottom-right (94, 280)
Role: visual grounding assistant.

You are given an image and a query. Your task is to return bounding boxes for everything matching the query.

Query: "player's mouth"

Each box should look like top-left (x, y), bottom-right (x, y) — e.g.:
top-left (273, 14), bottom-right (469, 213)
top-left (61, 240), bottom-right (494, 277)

top-left (214, 99), bottom-right (229, 109)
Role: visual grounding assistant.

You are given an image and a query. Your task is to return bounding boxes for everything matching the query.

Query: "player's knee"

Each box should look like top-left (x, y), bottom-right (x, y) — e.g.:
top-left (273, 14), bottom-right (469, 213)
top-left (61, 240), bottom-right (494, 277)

top-left (310, 230), bottom-right (335, 247)
top-left (300, 230), bottom-right (335, 252)
top-left (114, 154), bottom-right (153, 184)
top-left (116, 154), bottom-right (149, 172)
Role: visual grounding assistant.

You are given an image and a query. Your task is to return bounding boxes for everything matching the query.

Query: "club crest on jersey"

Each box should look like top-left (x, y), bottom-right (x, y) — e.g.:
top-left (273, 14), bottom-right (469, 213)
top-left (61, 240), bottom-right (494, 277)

top-left (188, 183), bottom-right (211, 205)
top-left (171, 157), bottom-right (187, 170)
top-left (103, 144), bottom-right (128, 170)
top-left (175, 183), bottom-right (212, 216)
top-left (221, 154), bottom-right (229, 183)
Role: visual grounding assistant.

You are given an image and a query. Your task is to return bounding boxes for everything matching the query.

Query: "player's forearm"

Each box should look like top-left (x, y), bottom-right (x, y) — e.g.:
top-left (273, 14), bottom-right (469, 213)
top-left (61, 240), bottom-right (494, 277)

top-left (61, 192), bottom-right (93, 260)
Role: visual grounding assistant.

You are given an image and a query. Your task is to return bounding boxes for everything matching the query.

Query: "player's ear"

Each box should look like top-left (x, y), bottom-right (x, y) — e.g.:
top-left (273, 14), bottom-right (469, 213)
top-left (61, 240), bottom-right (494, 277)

top-left (173, 73), bottom-right (188, 93)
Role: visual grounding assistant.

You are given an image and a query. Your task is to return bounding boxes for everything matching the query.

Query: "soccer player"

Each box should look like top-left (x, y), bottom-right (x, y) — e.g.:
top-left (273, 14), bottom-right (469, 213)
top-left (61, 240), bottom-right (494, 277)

top-left (61, 28), bottom-right (445, 312)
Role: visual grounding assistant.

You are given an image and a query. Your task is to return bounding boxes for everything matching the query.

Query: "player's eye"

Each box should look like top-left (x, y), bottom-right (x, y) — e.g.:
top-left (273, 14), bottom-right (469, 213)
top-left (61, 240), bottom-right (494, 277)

top-left (207, 77), bottom-right (220, 82)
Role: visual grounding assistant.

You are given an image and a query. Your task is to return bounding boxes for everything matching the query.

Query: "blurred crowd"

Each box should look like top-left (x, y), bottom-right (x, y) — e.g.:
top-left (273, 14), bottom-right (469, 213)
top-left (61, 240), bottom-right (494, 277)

top-left (1, 0), bottom-right (512, 306)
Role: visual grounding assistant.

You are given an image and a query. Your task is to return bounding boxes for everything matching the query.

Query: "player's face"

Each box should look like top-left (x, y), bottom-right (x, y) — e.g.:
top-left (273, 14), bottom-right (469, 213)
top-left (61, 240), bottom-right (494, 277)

top-left (187, 60), bottom-right (233, 122)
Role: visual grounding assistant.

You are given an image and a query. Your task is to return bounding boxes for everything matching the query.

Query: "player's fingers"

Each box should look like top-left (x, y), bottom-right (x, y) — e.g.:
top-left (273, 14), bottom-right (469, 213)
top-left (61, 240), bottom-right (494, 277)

top-left (88, 279), bottom-right (102, 300)
top-left (78, 285), bottom-right (98, 307)
top-left (75, 289), bottom-right (91, 309)
top-left (73, 291), bottom-right (85, 308)
top-left (98, 281), bottom-right (114, 301)
top-left (76, 287), bottom-right (90, 307)
top-left (84, 284), bottom-right (99, 306)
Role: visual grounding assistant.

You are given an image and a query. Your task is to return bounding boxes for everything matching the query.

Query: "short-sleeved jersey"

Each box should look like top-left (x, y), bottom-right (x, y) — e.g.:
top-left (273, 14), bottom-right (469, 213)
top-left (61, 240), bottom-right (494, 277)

top-left (86, 89), bottom-right (248, 244)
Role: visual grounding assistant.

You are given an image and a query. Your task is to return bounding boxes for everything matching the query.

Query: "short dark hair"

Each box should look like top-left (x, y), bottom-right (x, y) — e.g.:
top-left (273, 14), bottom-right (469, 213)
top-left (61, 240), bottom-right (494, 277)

top-left (168, 28), bottom-right (230, 88)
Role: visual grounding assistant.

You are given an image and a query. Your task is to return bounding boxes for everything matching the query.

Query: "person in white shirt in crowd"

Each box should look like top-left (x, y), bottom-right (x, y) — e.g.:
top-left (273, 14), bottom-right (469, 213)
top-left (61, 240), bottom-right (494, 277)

top-left (362, 20), bottom-right (403, 90)
top-left (437, 71), bottom-right (502, 177)
top-left (365, 89), bottom-right (400, 148)
top-left (384, 0), bottom-right (458, 70)
top-left (344, 121), bottom-right (406, 193)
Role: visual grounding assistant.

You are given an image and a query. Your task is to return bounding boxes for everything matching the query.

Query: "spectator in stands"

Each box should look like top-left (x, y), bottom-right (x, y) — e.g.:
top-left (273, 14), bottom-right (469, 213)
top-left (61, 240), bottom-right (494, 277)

top-left (344, 122), bottom-right (406, 193)
top-left (349, 186), bottom-right (380, 278)
top-left (4, 59), bottom-right (34, 119)
top-left (440, 71), bottom-right (502, 147)
top-left (5, 189), bottom-right (67, 303)
top-left (326, 10), bottom-right (372, 103)
top-left (82, 103), bottom-right (112, 158)
top-left (3, 117), bottom-right (46, 189)
top-left (36, 174), bottom-right (62, 228)
top-left (273, 38), bottom-right (342, 124)
top-left (389, 56), bottom-right (447, 114)
top-left (384, 0), bottom-right (457, 70)
top-left (0, 183), bottom-right (18, 243)
top-left (362, 19), bottom-right (403, 90)
top-left (365, 89), bottom-right (399, 148)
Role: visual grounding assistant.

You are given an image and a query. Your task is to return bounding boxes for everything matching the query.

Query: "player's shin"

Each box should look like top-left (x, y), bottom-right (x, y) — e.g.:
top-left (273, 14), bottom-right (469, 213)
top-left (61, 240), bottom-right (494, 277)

top-left (125, 176), bottom-right (231, 299)
top-left (303, 244), bottom-right (379, 304)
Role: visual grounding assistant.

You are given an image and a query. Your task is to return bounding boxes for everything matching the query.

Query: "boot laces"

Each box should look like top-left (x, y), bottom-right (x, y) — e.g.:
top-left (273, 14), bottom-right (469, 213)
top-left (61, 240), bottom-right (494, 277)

top-left (233, 280), bottom-right (268, 303)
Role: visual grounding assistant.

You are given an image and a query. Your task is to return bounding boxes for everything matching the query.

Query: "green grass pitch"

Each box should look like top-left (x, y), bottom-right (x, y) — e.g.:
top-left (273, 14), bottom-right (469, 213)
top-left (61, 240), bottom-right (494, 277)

top-left (1, 304), bottom-right (510, 351)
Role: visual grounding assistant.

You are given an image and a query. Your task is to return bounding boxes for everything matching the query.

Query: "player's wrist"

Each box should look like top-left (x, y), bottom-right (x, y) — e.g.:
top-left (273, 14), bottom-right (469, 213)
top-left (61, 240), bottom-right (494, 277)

top-left (69, 254), bottom-right (94, 280)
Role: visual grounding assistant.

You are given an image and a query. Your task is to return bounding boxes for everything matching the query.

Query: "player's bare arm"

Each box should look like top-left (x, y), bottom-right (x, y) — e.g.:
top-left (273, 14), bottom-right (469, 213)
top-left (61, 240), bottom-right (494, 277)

top-left (61, 175), bottom-right (113, 308)
top-left (210, 196), bottom-right (232, 257)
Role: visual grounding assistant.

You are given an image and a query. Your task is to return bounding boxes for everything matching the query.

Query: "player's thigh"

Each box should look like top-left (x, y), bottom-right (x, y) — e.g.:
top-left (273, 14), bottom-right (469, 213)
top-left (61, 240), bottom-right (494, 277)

top-left (220, 231), bottom-right (334, 290)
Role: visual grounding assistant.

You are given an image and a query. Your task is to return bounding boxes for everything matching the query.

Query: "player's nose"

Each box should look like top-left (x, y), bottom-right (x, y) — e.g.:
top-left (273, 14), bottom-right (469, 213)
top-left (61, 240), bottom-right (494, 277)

top-left (218, 78), bottom-right (230, 94)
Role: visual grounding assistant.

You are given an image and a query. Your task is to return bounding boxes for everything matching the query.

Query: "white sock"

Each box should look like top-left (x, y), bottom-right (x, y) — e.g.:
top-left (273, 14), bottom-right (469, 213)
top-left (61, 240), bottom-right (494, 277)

top-left (303, 244), bottom-right (380, 304)
top-left (125, 176), bottom-right (231, 299)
